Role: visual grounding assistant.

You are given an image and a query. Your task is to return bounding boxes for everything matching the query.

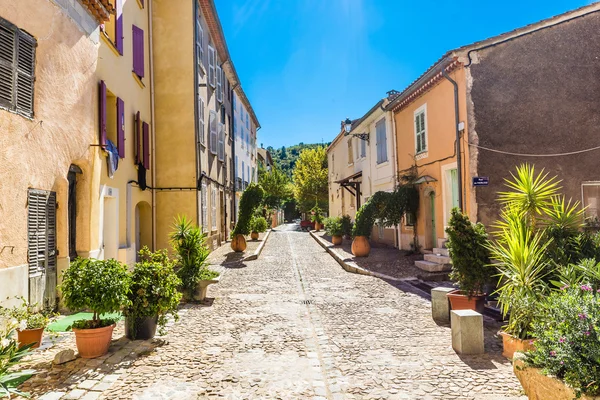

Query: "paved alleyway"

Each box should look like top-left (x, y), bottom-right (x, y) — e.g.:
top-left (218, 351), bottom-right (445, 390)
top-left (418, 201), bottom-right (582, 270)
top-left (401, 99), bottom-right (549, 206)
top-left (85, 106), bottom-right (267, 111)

top-left (100, 226), bottom-right (524, 399)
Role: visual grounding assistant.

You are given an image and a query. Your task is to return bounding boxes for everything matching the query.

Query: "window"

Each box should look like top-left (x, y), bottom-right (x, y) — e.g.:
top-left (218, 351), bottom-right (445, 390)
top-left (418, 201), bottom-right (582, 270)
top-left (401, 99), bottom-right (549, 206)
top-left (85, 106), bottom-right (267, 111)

top-left (217, 123), bottom-right (225, 161)
top-left (197, 95), bottom-right (205, 145)
top-left (99, 83), bottom-right (125, 158)
top-left (331, 155), bottom-right (335, 173)
top-left (132, 25), bottom-right (144, 78)
top-left (216, 65), bottom-right (223, 103)
top-left (405, 212), bottom-right (415, 226)
top-left (376, 119), bottom-right (387, 164)
top-left (347, 139), bottom-right (353, 164)
top-left (415, 105), bottom-right (427, 154)
top-left (242, 161), bottom-right (245, 182)
top-left (211, 185), bottom-right (217, 230)
top-left (583, 183), bottom-right (600, 224)
top-left (378, 223), bottom-right (385, 239)
top-left (100, 0), bottom-right (123, 54)
top-left (201, 181), bottom-right (208, 232)
top-left (0, 18), bottom-right (36, 118)
top-left (196, 20), bottom-right (204, 68)
top-left (209, 110), bottom-right (217, 154)
top-left (207, 46), bottom-right (216, 88)
top-left (360, 137), bottom-right (366, 158)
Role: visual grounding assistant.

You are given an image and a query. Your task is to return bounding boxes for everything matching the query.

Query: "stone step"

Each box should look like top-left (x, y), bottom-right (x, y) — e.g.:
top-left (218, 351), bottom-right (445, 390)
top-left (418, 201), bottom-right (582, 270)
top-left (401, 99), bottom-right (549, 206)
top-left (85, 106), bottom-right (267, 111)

top-left (432, 247), bottom-right (449, 257)
top-left (424, 254), bottom-right (452, 264)
top-left (415, 260), bottom-right (452, 273)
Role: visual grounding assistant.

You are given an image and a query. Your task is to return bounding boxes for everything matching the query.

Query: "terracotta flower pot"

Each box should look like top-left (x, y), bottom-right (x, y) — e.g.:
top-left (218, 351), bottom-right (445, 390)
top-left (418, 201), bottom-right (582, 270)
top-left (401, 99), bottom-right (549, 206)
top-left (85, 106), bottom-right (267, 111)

top-left (332, 235), bottom-right (343, 245)
top-left (351, 236), bottom-right (371, 257)
top-left (231, 234), bottom-right (247, 252)
top-left (251, 231), bottom-right (259, 240)
top-left (314, 222), bottom-right (321, 231)
top-left (500, 331), bottom-right (536, 359)
top-left (72, 324), bottom-right (115, 359)
top-left (17, 327), bottom-right (44, 349)
top-left (446, 290), bottom-right (486, 314)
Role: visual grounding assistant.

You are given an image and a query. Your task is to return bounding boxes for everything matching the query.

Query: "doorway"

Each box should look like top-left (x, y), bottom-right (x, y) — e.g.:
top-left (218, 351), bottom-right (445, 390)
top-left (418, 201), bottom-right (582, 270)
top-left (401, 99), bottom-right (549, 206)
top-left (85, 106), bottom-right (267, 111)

top-left (135, 201), bottom-right (152, 259)
top-left (424, 190), bottom-right (437, 250)
top-left (67, 165), bottom-right (82, 259)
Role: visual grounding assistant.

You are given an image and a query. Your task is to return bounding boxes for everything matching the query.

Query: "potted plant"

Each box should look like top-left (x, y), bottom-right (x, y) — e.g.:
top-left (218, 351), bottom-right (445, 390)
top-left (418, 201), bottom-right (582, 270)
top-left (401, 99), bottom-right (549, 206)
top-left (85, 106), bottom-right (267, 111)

top-left (445, 208), bottom-right (492, 313)
top-left (123, 247), bottom-right (182, 340)
top-left (171, 215), bottom-right (220, 302)
top-left (7, 297), bottom-right (54, 349)
top-left (311, 204), bottom-right (324, 231)
top-left (0, 312), bottom-right (36, 398)
top-left (250, 216), bottom-right (268, 240)
top-left (351, 200), bottom-right (376, 257)
top-left (324, 217), bottom-right (344, 245)
top-left (60, 257), bottom-right (130, 359)
top-left (232, 184), bottom-right (264, 252)
top-left (340, 215), bottom-right (353, 240)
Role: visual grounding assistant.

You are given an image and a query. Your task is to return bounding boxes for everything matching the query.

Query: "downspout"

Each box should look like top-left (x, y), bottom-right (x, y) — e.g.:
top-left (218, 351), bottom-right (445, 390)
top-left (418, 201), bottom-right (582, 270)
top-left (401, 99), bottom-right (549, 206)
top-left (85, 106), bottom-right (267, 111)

top-left (148, 0), bottom-right (157, 250)
top-left (193, 0), bottom-right (201, 227)
top-left (231, 82), bottom-right (239, 224)
top-left (442, 67), bottom-right (463, 212)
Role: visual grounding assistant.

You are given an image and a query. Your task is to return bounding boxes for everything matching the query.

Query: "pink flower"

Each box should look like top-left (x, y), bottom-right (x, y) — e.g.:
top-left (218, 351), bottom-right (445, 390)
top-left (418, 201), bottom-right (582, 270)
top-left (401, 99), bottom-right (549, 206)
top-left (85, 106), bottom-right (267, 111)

top-left (585, 331), bottom-right (591, 336)
top-left (579, 313), bottom-right (587, 320)
top-left (550, 351), bottom-right (556, 356)
top-left (560, 361), bottom-right (564, 365)
top-left (560, 285), bottom-right (569, 290)
top-left (559, 337), bottom-right (565, 343)
top-left (581, 285), bottom-right (592, 291)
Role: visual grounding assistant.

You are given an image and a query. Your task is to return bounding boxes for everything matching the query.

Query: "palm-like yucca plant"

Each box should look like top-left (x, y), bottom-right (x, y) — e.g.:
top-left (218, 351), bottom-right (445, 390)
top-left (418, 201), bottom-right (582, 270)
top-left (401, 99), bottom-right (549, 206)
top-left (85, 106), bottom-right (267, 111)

top-left (543, 196), bottom-right (584, 231)
top-left (498, 164), bottom-right (561, 227)
top-left (487, 208), bottom-right (551, 339)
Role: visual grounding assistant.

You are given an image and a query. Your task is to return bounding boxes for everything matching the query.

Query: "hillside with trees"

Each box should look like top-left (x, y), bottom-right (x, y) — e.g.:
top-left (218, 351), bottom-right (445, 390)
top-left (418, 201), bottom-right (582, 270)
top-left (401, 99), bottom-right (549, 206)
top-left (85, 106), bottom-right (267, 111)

top-left (266, 142), bottom-right (330, 178)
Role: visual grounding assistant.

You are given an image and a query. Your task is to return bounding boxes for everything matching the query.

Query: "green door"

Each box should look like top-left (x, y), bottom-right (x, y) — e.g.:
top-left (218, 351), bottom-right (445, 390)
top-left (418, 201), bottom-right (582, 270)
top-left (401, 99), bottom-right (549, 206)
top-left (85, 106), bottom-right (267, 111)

top-left (450, 169), bottom-right (459, 210)
top-left (430, 192), bottom-right (436, 248)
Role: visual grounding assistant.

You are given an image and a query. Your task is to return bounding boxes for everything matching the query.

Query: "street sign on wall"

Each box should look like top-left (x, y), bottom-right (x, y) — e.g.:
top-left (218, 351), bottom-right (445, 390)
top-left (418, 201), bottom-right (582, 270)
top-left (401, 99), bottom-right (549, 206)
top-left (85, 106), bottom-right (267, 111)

top-left (473, 177), bottom-right (489, 186)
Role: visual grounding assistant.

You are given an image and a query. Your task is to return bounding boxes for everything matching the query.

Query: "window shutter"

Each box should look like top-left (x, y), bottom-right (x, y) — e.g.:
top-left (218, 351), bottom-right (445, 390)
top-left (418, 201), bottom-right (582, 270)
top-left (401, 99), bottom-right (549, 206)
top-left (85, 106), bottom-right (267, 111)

top-left (142, 121), bottom-right (149, 169)
top-left (208, 46), bottom-right (215, 87)
top-left (134, 111), bottom-right (141, 163)
top-left (216, 65), bottom-right (223, 103)
top-left (0, 23), bottom-right (15, 110)
top-left (197, 95), bottom-right (205, 145)
top-left (99, 80), bottom-right (107, 146)
top-left (132, 25), bottom-right (144, 78)
top-left (115, 0), bottom-right (123, 54)
top-left (116, 98), bottom-right (125, 158)
top-left (15, 31), bottom-right (35, 117)
top-left (27, 189), bottom-right (56, 277)
top-left (196, 21), bottom-right (204, 67)
top-left (218, 123), bottom-right (225, 161)
top-left (209, 110), bottom-right (217, 154)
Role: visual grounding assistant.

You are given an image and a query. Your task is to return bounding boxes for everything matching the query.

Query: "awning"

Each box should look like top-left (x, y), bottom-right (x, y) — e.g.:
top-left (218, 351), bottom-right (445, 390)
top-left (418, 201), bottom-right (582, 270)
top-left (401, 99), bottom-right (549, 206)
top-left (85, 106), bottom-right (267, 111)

top-left (334, 171), bottom-right (363, 208)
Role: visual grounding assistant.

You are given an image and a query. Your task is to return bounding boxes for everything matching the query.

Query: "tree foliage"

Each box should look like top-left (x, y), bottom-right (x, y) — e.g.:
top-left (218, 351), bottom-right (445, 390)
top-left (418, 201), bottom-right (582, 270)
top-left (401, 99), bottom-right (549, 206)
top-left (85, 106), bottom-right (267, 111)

top-left (292, 146), bottom-right (328, 212)
top-left (268, 142), bottom-right (329, 178)
top-left (258, 164), bottom-right (293, 210)
top-left (233, 183), bottom-right (264, 235)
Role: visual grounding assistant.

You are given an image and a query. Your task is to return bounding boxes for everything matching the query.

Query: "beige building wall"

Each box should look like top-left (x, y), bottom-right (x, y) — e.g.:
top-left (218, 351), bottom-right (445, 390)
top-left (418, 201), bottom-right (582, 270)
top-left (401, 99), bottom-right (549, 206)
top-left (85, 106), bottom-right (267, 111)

top-left (328, 129), bottom-right (360, 219)
top-left (0, 0), bottom-right (99, 307)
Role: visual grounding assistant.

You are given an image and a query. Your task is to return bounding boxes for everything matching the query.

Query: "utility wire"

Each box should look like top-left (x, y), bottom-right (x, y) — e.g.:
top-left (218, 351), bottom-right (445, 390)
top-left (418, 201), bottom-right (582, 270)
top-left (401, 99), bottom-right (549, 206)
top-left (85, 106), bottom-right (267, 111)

top-left (469, 142), bottom-right (600, 157)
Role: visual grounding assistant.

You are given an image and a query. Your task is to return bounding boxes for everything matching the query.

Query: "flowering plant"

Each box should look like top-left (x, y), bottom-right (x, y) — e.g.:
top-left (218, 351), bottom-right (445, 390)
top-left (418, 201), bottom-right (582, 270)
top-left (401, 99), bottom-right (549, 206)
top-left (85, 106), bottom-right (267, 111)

top-left (0, 310), bottom-right (35, 397)
top-left (5, 297), bottom-right (55, 331)
top-left (527, 286), bottom-right (600, 397)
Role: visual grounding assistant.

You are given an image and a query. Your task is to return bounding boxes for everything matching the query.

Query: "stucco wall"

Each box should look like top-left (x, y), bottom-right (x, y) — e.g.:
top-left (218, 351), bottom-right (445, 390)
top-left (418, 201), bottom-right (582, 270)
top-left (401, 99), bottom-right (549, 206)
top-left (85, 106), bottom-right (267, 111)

top-left (0, 0), bottom-right (98, 303)
top-left (328, 131), bottom-right (360, 219)
top-left (467, 12), bottom-right (600, 227)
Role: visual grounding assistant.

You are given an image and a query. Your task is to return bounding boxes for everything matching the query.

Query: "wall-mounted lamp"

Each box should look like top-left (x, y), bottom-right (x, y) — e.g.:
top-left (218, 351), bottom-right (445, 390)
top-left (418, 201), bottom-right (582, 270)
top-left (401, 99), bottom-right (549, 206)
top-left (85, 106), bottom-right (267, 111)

top-left (343, 117), bottom-right (369, 142)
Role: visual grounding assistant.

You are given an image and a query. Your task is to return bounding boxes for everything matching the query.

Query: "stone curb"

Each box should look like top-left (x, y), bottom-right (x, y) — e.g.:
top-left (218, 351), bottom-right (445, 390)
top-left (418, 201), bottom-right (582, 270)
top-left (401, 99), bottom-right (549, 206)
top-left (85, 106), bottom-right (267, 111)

top-left (242, 229), bottom-right (272, 261)
top-left (309, 231), bottom-right (407, 282)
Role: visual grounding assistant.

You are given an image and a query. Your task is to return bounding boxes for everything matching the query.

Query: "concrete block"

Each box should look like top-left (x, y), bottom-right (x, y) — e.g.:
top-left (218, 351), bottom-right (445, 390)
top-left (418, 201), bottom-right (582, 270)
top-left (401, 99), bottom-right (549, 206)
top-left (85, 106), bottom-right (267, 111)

top-left (415, 260), bottom-right (452, 272)
top-left (451, 309), bottom-right (484, 355)
top-left (431, 287), bottom-right (454, 323)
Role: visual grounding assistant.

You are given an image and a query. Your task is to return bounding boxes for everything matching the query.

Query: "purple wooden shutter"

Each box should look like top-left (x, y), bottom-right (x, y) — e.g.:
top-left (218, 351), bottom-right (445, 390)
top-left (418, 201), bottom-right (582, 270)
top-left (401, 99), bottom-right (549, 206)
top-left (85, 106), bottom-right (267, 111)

top-left (99, 80), bottom-right (107, 147)
top-left (115, 0), bottom-right (123, 54)
top-left (132, 25), bottom-right (144, 78)
top-left (142, 122), bottom-right (150, 169)
top-left (116, 97), bottom-right (125, 158)
top-left (135, 111), bottom-right (141, 163)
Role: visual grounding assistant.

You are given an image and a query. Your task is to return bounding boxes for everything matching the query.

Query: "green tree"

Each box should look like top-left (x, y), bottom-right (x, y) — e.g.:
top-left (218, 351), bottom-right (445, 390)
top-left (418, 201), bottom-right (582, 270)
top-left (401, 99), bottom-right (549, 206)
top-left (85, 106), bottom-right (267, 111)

top-left (259, 165), bottom-right (293, 209)
top-left (292, 146), bottom-right (328, 212)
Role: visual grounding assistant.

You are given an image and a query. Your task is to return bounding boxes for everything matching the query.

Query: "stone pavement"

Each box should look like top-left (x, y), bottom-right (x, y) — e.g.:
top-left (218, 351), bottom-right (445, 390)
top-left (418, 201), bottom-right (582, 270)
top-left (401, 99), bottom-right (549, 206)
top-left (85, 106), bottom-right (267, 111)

top-left (20, 225), bottom-right (524, 399)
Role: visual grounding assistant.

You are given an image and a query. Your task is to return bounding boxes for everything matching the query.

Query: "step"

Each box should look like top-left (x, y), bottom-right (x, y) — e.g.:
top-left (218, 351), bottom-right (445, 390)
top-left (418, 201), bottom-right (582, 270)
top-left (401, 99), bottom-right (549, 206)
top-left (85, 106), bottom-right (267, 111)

top-left (424, 254), bottom-right (452, 265)
top-left (432, 247), bottom-right (449, 257)
top-left (415, 260), bottom-right (452, 273)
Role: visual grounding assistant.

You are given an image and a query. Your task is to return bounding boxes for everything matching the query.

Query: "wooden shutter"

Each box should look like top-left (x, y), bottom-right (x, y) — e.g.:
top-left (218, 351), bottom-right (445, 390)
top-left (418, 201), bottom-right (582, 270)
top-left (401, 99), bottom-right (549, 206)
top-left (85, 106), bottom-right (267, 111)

top-left (216, 65), bottom-right (223, 103)
top-left (16, 31), bottom-right (35, 117)
top-left (132, 25), bottom-right (144, 78)
top-left (196, 21), bottom-right (204, 67)
top-left (27, 190), bottom-right (56, 277)
top-left (218, 123), bottom-right (225, 161)
top-left (134, 111), bottom-right (141, 163)
top-left (116, 97), bottom-right (125, 158)
top-left (209, 110), bottom-right (217, 154)
top-left (197, 96), bottom-right (205, 145)
top-left (0, 22), bottom-right (15, 110)
top-left (99, 80), bottom-right (107, 146)
top-left (208, 46), bottom-right (215, 87)
top-left (142, 121), bottom-right (150, 169)
top-left (115, 0), bottom-right (123, 54)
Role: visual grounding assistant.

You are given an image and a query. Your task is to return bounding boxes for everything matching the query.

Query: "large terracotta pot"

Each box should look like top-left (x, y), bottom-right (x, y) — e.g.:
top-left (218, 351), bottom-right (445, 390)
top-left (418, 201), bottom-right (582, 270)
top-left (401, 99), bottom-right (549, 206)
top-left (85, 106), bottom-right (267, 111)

top-left (332, 235), bottom-right (343, 245)
top-left (446, 290), bottom-right (486, 314)
top-left (250, 231), bottom-right (259, 240)
top-left (72, 324), bottom-right (115, 359)
top-left (314, 222), bottom-right (321, 231)
top-left (500, 331), bottom-right (536, 359)
top-left (351, 236), bottom-right (371, 257)
top-left (17, 327), bottom-right (44, 349)
top-left (231, 234), bottom-right (247, 252)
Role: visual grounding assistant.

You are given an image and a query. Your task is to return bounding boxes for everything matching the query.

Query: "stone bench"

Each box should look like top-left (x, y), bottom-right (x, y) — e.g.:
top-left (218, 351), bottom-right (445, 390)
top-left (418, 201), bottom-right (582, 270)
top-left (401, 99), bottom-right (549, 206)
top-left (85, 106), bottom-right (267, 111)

top-left (431, 287), bottom-right (454, 323)
top-left (451, 309), bottom-right (484, 355)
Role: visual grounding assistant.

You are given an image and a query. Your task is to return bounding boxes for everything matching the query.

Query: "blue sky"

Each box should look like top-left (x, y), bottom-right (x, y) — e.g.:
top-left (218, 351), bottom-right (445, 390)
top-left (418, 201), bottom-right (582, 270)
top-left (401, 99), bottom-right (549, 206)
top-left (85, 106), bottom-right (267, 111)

top-left (215, 0), bottom-right (591, 149)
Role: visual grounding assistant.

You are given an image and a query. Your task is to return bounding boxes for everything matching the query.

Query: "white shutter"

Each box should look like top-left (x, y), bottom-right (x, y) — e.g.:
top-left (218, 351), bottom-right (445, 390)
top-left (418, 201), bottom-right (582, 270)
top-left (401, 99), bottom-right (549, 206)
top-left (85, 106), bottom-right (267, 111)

top-left (197, 95), bottom-right (205, 145)
top-left (201, 182), bottom-right (208, 232)
top-left (196, 21), bottom-right (204, 67)
top-left (216, 65), bottom-right (223, 103)
top-left (209, 110), bottom-right (217, 154)
top-left (211, 186), bottom-right (217, 230)
top-left (218, 123), bottom-right (225, 161)
top-left (208, 46), bottom-right (215, 87)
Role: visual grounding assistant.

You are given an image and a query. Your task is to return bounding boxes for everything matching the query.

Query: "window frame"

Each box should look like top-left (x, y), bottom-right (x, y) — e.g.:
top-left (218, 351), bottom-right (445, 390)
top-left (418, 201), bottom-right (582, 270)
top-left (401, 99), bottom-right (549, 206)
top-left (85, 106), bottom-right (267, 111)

top-left (582, 182), bottom-right (600, 224)
top-left (211, 185), bottom-right (217, 231)
top-left (414, 104), bottom-right (428, 155)
top-left (196, 20), bottom-right (204, 69)
top-left (207, 45), bottom-right (216, 88)
top-left (201, 181), bottom-right (208, 232)
top-left (209, 110), bottom-right (217, 155)
top-left (197, 94), bottom-right (205, 146)
top-left (376, 118), bottom-right (388, 164)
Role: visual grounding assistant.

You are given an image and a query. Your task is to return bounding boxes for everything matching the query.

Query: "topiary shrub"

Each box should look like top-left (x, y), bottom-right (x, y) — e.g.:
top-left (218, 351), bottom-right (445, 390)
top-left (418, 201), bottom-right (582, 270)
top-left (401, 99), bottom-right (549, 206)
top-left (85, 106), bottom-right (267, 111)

top-left (446, 208), bottom-right (492, 297)
top-left (250, 216), bottom-right (268, 234)
top-left (311, 204), bottom-right (324, 224)
top-left (324, 217), bottom-right (343, 237)
top-left (233, 183), bottom-right (264, 235)
top-left (340, 215), bottom-right (353, 237)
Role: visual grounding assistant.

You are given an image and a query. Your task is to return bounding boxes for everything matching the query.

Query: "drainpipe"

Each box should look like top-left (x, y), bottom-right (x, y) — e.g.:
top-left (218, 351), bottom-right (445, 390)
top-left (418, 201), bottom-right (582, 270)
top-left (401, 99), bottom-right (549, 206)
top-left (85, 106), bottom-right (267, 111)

top-left (231, 83), bottom-right (239, 224)
top-left (442, 67), bottom-right (463, 212)
top-left (389, 108), bottom-right (401, 249)
top-left (148, 0), bottom-right (157, 250)
top-left (193, 0), bottom-right (202, 228)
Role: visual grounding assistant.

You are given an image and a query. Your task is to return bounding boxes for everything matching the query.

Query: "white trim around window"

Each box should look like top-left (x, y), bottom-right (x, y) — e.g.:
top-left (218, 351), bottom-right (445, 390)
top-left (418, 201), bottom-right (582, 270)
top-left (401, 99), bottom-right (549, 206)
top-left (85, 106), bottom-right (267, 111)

top-left (414, 103), bottom-right (428, 156)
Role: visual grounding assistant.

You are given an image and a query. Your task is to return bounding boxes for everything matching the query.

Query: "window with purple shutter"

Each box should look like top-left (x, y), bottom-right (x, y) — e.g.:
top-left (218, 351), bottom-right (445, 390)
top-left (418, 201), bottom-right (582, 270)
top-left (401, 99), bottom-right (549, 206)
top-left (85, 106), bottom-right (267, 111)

top-left (116, 97), bottom-right (125, 158)
top-left (115, 0), bottom-right (123, 55)
top-left (132, 25), bottom-right (144, 78)
top-left (135, 111), bottom-right (141, 164)
top-left (142, 122), bottom-right (150, 169)
top-left (99, 80), bottom-right (107, 147)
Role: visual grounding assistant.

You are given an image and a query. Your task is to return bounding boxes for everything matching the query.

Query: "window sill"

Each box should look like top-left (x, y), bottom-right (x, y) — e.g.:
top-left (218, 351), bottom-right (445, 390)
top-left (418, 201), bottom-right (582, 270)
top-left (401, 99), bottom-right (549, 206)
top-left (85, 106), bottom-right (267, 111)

top-left (415, 151), bottom-right (428, 160)
top-left (100, 32), bottom-right (121, 57)
top-left (376, 161), bottom-right (389, 168)
top-left (132, 72), bottom-right (145, 89)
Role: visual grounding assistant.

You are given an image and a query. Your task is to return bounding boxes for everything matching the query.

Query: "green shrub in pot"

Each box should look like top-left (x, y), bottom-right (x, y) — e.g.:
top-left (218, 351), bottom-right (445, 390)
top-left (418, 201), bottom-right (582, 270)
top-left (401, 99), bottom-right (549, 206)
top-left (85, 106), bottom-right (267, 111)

top-left (250, 216), bottom-right (268, 235)
top-left (123, 247), bottom-right (182, 339)
top-left (324, 217), bottom-right (343, 237)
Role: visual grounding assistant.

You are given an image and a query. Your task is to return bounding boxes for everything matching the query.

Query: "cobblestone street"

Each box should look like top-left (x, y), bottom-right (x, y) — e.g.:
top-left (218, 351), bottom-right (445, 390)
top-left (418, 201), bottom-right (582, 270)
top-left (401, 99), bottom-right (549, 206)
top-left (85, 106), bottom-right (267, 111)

top-left (30, 226), bottom-right (524, 399)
